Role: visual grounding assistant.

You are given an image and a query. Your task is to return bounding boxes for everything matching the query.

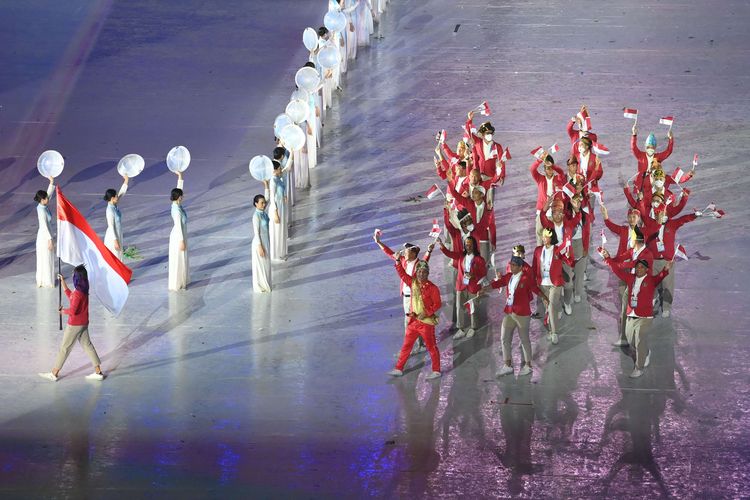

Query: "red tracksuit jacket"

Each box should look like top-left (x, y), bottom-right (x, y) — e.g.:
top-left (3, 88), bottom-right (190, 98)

top-left (605, 258), bottom-right (669, 317)
top-left (490, 270), bottom-right (542, 316)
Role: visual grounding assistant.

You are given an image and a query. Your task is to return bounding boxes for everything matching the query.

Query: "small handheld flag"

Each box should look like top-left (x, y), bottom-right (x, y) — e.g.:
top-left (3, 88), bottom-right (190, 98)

top-left (693, 154), bottom-right (699, 168)
top-left (474, 101), bottom-right (491, 116)
top-left (549, 143), bottom-right (560, 154)
top-left (428, 219), bottom-right (441, 239)
top-left (531, 146), bottom-right (544, 159)
top-left (577, 108), bottom-right (592, 131)
top-left (435, 129), bottom-right (446, 144)
top-left (660, 116), bottom-right (674, 127)
top-left (426, 183), bottom-right (444, 200)
top-left (592, 142), bottom-right (610, 156)
top-left (501, 147), bottom-right (511, 162)
top-left (623, 108), bottom-right (638, 120)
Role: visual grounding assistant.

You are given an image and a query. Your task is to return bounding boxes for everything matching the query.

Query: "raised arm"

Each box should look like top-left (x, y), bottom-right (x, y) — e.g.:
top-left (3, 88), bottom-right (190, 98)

top-left (394, 261), bottom-right (413, 287)
top-left (529, 159), bottom-right (544, 182)
top-left (118, 175), bottom-right (129, 197)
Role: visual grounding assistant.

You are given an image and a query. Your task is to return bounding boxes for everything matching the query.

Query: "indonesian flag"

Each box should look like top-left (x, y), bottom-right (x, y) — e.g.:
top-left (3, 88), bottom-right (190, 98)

top-left (501, 147), bottom-right (511, 162)
top-left (671, 167), bottom-right (692, 184)
top-left (600, 228), bottom-right (607, 247)
top-left (660, 116), bottom-right (674, 127)
top-left (589, 183), bottom-right (604, 205)
top-left (426, 183), bottom-right (443, 200)
top-left (435, 129), bottom-right (446, 144)
top-left (464, 297), bottom-right (477, 315)
top-left (674, 243), bottom-right (689, 261)
top-left (592, 142), bottom-right (610, 156)
top-left (577, 109), bottom-right (591, 131)
top-left (531, 146), bottom-right (544, 159)
top-left (693, 154), bottom-right (699, 167)
top-left (714, 209), bottom-right (726, 219)
top-left (623, 107), bottom-right (638, 120)
top-left (562, 182), bottom-right (576, 199)
top-left (549, 143), bottom-right (560, 154)
top-left (463, 121), bottom-right (476, 141)
top-left (476, 101), bottom-right (491, 116)
top-left (57, 188), bottom-right (132, 316)
top-left (428, 219), bottom-right (441, 238)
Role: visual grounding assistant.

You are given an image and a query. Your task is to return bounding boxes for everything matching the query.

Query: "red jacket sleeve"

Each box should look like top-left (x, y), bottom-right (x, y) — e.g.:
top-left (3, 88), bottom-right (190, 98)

top-left (605, 257), bottom-right (630, 283)
top-left (623, 186), bottom-right (638, 208)
top-left (566, 120), bottom-right (577, 144)
top-left (656, 136), bottom-right (674, 162)
top-left (604, 217), bottom-right (624, 234)
top-left (62, 290), bottom-right (84, 317)
top-left (529, 159), bottom-right (543, 182)
top-left (651, 266), bottom-right (670, 286)
top-left (379, 242), bottom-right (396, 260)
top-left (473, 256), bottom-right (487, 283)
top-left (394, 262), bottom-right (412, 287)
top-left (631, 134), bottom-right (643, 160)
top-left (439, 244), bottom-right (463, 262)
top-left (490, 272), bottom-right (511, 289)
top-left (667, 192), bottom-right (688, 217)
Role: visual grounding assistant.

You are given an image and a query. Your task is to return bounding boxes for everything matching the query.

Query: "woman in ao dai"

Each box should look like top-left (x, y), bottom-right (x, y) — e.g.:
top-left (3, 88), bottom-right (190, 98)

top-left (103, 174), bottom-right (129, 261)
top-left (269, 162), bottom-right (288, 261)
top-left (34, 176), bottom-right (56, 287)
top-left (168, 171), bottom-right (189, 291)
top-left (252, 191), bottom-right (272, 293)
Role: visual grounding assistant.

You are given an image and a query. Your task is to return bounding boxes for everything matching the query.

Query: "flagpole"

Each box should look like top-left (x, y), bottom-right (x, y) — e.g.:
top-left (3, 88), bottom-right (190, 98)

top-left (58, 257), bottom-right (62, 331)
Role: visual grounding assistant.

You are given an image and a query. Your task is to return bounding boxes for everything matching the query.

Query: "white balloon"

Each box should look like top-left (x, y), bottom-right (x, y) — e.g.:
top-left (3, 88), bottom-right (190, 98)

top-left (318, 45), bottom-right (341, 70)
top-left (295, 66), bottom-right (320, 93)
top-left (279, 124), bottom-right (306, 151)
top-left (37, 150), bottom-right (64, 178)
top-left (303, 27), bottom-right (318, 51)
top-left (291, 88), bottom-right (309, 103)
top-left (166, 145), bottom-right (191, 173)
top-left (324, 11), bottom-right (347, 33)
top-left (117, 154), bottom-right (145, 177)
top-left (285, 99), bottom-right (309, 124)
top-left (274, 113), bottom-right (294, 138)
top-left (249, 155), bottom-right (273, 181)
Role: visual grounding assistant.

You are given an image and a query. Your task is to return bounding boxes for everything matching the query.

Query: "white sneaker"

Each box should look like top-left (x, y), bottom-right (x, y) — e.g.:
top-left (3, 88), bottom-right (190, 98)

top-left (387, 369), bottom-right (404, 377)
top-left (629, 368), bottom-right (644, 378)
top-left (518, 365), bottom-right (532, 376)
top-left (563, 302), bottom-right (572, 316)
top-left (465, 328), bottom-right (475, 339)
top-left (662, 310), bottom-right (671, 318)
top-left (496, 365), bottom-right (514, 377)
top-left (550, 333), bottom-right (559, 345)
top-left (574, 294), bottom-right (581, 303)
top-left (85, 372), bottom-right (105, 381)
top-left (425, 371), bottom-right (442, 380)
top-left (38, 372), bottom-right (58, 382)
top-left (644, 350), bottom-right (651, 367)
top-left (612, 338), bottom-right (629, 347)
top-left (454, 329), bottom-right (466, 339)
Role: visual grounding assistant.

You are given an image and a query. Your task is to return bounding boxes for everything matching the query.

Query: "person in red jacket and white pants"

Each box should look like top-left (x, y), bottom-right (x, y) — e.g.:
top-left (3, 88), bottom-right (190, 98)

top-left (529, 154), bottom-right (565, 245)
top-left (438, 235), bottom-right (487, 339)
top-left (487, 256), bottom-right (549, 377)
top-left (532, 228), bottom-right (573, 345)
top-left (374, 232), bottom-right (434, 353)
top-left (388, 259), bottom-right (442, 380)
top-left (601, 250), bottom-right (672, 378)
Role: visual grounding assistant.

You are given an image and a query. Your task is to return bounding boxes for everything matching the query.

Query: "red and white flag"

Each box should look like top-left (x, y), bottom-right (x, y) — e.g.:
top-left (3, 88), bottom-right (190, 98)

top-left (592, 142), bottom-right (610, 156)
top-left (476, 101), bottom-right (491, 116)
top-left (562, 182), bottom-right (576, 199)
top-left (426, 183), bottom-right (444, 200)
top-left (623, 107), bottom-right (638, 120)
top-left (693, 154), bottom-right (699, 167)
top-left (660, 116), bottom-right (674, 127)
top-left (671, 167), bottom-right (691, 184)
top-left (428, 219), bottom-right (441, 238)
top-left (674, 243), bottom-right (689, 261)
top-left (57, 188), bottom-right (132, 316)
top-left (464, 297), bottom-right (477, 315)
top-left (435, 129), bottom-right (446, 144)
top-left (501, 147), bottom-right (511, 162)
top-left (589, 183), bottom-right (604, 205)
top-left (549, 143), bottom-right (560, 154)
top-left (577, 109), bottom-right (591, 131)
top-left (531, 146), bottom-right (544, 159)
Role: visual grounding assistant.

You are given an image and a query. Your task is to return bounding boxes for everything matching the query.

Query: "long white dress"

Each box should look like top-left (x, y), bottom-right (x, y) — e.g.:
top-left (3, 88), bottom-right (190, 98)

top-left (356, 0), bottom-right (373, 45)
top-left (104, 182), bottom-right (127, 261)
top-left (343, 1), bottom-right (358, 61)
top-left (168, 180), bottom-right (189, 291)
top-left (269, 175), bottom-right (288, 261)
top-left (36, 182), bottom-right (55, 288)
top-left (294, 125), bottom-right (310, 189)
top-left (252, 204), bottom-right (272, 293)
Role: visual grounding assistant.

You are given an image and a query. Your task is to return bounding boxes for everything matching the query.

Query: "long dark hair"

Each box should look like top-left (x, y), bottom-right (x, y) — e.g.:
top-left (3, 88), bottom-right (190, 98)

top-left (72, 265), bottom-right (89, 294)
top-left (463, 236), bottom-right (480, 256)
top-left (103, 188), bottom-right (117, 201)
